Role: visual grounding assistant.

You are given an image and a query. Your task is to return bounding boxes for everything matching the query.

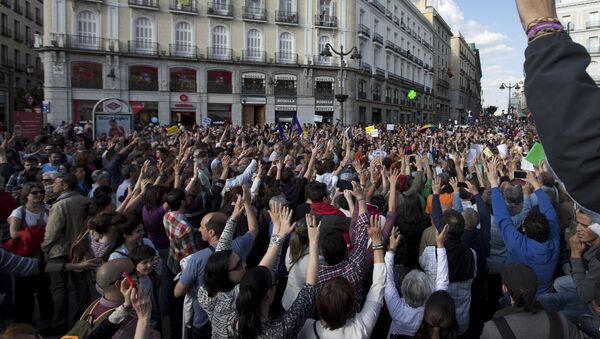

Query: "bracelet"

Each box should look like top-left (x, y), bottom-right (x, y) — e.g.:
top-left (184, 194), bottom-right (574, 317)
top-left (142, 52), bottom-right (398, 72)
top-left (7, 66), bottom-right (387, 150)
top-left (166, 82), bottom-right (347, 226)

top-left (270, 234), bottom-right (283, 247)
top-left (529, 29), bottom-right (564, 44)
top-left (527, 21), bottom-right (563, 39)
top-left (372, 244), bottom-right (385, 251)
top-left (525, 17), bottom-right (560, 32)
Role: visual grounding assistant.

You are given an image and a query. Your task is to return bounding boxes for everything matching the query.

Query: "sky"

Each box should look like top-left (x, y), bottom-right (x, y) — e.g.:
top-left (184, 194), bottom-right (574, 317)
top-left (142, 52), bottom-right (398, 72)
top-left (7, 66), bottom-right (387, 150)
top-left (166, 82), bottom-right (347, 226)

top-left (434, 0), bottom-right (528, 111)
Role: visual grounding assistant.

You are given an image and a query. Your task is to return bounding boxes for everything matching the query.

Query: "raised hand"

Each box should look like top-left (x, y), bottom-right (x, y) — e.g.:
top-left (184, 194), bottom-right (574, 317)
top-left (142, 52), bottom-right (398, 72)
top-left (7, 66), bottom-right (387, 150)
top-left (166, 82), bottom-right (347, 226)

top-left (232, 194), bottom-right (244, 220)
top-left (351, 181), bottom-right (365, 201)
top-left (368, 214), bottom-right (383, 245)
top-left (388, 168), bottom-right (401, 189)
top-left (305, 214), bottom-right (321, 246)
top-left (466, 180), bottom-right (479, 196)
top-left (525, 170), bottom-right (542, 190)
top-left (436, 224), bottom-right (449, 248)
top-left (277, 205), bottom-right (294, 237)
top-left (485, 158), bottom-right (499, 188)
top-left (432, 176), bottom-right (442, 195)
top-left (389, 227), bottom-right (401, 252)
top-left (268, 203), bottom-right (284, 234)
top-left (449, 177), bottom-right (459, 193)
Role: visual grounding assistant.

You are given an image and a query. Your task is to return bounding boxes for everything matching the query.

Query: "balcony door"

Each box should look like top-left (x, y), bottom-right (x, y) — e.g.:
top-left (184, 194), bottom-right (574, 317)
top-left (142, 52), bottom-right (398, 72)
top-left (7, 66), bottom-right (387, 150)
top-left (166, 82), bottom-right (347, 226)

top-left (77, 11), bottom-right (98, 48)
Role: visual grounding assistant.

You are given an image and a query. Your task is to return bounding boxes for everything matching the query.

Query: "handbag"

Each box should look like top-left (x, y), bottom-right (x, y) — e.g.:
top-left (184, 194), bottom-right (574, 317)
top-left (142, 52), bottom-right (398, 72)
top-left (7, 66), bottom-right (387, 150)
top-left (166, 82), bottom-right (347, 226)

top-left (2, 206), bottom-right (46, 257)
top-left (69, 226), bottom-right (94, 266)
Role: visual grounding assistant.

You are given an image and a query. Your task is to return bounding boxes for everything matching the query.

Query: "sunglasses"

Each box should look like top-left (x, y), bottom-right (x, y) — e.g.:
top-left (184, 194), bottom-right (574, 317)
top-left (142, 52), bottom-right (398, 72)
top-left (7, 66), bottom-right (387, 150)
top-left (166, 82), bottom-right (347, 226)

top-left (29, 190), bottom-right (44, 195)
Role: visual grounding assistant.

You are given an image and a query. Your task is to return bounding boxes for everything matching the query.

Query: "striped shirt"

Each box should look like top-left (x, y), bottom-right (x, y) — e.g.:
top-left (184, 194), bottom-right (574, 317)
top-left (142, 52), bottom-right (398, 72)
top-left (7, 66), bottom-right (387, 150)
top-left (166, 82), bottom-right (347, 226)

top-left (0, 248), bottom-right (39, 276)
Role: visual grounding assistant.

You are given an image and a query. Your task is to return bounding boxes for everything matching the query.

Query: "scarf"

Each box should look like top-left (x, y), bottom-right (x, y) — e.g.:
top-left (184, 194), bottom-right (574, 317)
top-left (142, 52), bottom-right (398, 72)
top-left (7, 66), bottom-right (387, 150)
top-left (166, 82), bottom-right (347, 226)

top-left (310, 202), bottom-right (345, 217)
top-left (444, 234), bottom-right (476, 283)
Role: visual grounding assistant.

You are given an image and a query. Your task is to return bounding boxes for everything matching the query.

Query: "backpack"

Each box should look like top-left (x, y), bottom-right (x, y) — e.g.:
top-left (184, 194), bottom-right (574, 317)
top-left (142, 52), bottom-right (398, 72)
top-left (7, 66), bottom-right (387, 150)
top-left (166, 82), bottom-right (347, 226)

top-left (3, 206), bottom-right (47, 257)
top-left (63, 299), bottom-right (116, 339)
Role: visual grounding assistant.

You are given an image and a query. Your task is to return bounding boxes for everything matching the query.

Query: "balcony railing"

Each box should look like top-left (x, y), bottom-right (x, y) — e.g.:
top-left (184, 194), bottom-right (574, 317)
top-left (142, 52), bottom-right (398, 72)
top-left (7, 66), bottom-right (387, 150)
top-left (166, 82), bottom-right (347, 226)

top-left (393, 97), bottom-right (399, 104)
top-left (15, 63), bottom-right (26, 72)
top-left (358, 91), bottom-right (367, 99)
top-left (438, 78), bottom-right (449, 88)
top-left (371, 0), bottom-right (385, 14)
top-left (587, 21), bottom-right (600, 29)
top-left (207, 2), bottom-right (233, 17)
top-left (14, 32), bottom-right (23, 42)
top-left (207, 47), bottom-right (233, 60)
top-left (66, 35), bottom-right (105, 50)
top-left (372, 93), bottom-right (381, 101)
top-left (358, 24), bottom-right (370, 38)
top-left (314, 55), bottom-right (339, 66)
top-left (128, 0), bottom-right (159, 9)
top-left (241, 86), bottom-right (266, 96)
top-left (358, 61), bottom-right (372, 73)
top-left (315, 14), bottom-right (337, 28)
top-left (315, 89), bottom-right (334, 100)
top-left (25, 9), bottom-right (33, 20)
top-left (385, 10), bottom-right (393, 19)
top-left (243, 6), bottom-right (266, 21)
top-left (1, 27), bottom-right (11, 38)
top-left (275, 52), bottom-right (298, 64)
top-left (128, 40), bottom-right (159, 55)
top-left (274, 86), bottom-right (297, 97)
top-left (385, 40), bottom-right (395, 51)
top-left (35, 15), bottom-right (43, 26)
top-left (375, 67), bottom-right (386, 78)
top-left (275, 11), bottom-right (298, 24)
top-left (169, 43), bottom-right (199, 58)
top-left (373, 33), bottom-right (383, 45)
top-left (170, 0), bottom-right (198, 13)
top-left (242, 50), bottom-right (267, 63)
top-left (388, 72), bottom-right (401, 83)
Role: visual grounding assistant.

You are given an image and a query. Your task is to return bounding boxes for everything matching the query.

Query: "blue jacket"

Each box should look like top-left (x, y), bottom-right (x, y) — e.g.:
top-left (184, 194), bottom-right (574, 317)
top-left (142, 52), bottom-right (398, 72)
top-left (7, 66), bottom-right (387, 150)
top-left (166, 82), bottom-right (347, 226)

top-left (491, 188), bottom-right (559, 294)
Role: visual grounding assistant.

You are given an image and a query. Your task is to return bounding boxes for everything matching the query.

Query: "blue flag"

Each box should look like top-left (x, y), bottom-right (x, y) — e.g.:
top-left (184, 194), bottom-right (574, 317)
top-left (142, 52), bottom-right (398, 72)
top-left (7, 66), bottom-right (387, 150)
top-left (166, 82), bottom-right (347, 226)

top-left (291, 112), bottom-right (303, 136)
top-left (276, 118), bottom-right (286, 142)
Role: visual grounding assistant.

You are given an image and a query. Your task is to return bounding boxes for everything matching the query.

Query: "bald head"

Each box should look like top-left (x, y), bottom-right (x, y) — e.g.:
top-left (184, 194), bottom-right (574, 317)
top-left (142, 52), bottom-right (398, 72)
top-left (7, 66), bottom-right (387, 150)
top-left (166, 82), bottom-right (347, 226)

top-left (202, 212), bottom-right (228, 235)
top-left (96, 258), bottom-right (134, 293)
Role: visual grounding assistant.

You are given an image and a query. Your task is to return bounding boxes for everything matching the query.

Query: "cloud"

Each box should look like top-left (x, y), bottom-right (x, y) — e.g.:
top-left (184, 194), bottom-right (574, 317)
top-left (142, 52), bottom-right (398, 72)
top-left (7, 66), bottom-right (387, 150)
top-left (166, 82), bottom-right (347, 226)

top-left (471, 31), bottom-right (508, 47)
top-left (479, 44), bottom-right (515, 55)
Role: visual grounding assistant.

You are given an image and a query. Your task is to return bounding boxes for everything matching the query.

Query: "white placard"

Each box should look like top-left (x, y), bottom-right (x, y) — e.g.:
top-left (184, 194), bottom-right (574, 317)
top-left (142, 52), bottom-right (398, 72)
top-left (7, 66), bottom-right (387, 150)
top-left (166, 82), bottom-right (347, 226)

top-left (370, 130), bottom-right (379, 138)
top-left (386, 124), bottom-right (395, 131)
top-left (497, 144), bottom-right (508, 159)
top-left (466, 149), bottom-right (478, 167)
top-left (470, 144), bottom-right (484, 155)
top-left (314, 115), bottom-right (323, 122)
top-left (521, 159), bottom-right (536, 172)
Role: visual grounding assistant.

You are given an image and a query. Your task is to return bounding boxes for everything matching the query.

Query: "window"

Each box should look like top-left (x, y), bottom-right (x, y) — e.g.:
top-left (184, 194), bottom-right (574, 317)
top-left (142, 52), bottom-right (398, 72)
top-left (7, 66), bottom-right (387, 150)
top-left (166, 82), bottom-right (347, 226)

top-left (77, 11), bottom-right (98, 47)
top-left (129, 65), bottom-right (158, 91)
top-left (562, 15), bottom-right (572, 28)
top-left (246, 29), bottom-right (262, 59)
top-left (72, 61), bottom-right (103, 89)
top-left (278, 32), bottom-right (293, 61)
top-left (318, 35), bottom-right (330, 63)
top-left (170, 67), bottom-right (197, 92)
top-left (280, 0), bottom-right (293, 12)
top-left (211, 26), bottom-right (228, 58)
top-left (359, 10), bottom-right (364, 25)
top-left (589, 36), bottom-right (599, 52)
top-left (25, 53), bottom-right (30, 67)
top-left (207, 70), bottom-right (232, 94)
top-left (174, 21), bottom-right (193, 56)
top-left (134, 17), bottom-right (154, 52)
top-left (591, 12), bottom-right (599, 26)
top-left (13, 19), bottom-right (19, 35)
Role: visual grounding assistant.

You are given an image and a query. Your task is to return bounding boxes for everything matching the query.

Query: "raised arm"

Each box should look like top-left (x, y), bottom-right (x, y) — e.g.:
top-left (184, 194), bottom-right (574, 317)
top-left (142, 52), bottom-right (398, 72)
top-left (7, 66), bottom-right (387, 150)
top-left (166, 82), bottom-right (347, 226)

top-left (470, 181), bottom-right (491, 259)
top-left (431, 176), bottom-right (442, 231)
top-left (303, 145), bottom-right (320, 180)
top-left (215, 194), bottom-right (243, 252)
top-left (435, 225), bottom-right (449, 291)
top-left (449, 177), bottom-right (463, 213)
top-left (242, 186), bottom-right (259, 240)
top-left (260, 204), bottom-right (294, 270)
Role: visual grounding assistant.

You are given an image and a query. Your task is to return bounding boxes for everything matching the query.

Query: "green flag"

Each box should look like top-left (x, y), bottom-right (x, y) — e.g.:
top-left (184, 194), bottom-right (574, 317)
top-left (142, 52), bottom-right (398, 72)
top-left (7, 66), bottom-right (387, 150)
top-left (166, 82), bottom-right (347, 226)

top-left (180, 0), bottom-right (189, 5)
top-left (525, 142), bottom-right (545, 167)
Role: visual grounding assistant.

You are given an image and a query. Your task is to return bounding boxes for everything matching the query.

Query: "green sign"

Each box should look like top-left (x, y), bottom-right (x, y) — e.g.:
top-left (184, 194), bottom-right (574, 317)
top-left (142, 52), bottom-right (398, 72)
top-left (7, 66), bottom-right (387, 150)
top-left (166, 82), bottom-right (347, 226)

top-left (407, 89), bottom-right (417, 100)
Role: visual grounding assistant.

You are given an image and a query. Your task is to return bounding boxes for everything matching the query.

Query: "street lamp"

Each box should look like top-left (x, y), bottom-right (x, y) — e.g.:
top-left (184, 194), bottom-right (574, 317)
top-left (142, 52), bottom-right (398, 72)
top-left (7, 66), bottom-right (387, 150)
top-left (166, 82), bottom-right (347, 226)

top-left (320, 43), bottom-right (361, 125)
top-left (499, 82), bottom-right (520, 116)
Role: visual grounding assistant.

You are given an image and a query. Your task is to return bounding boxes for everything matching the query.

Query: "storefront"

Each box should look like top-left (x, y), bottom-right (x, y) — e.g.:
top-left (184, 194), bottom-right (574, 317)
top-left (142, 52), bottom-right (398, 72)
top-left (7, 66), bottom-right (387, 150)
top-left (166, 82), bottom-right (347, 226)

top-left (372, 108), bottom-right (382, 123)
top-left (130, 65), bottom-right (159, 91)
top-left (274, 74), bottom-right (297, 122)
top-left (171, 94), bottom-right (196, 125)
top-left (130, 101), bottom-right (158, 127)
top-left (275, 97), bottom-right (296, 122)
top-left (241, 73), bottom-right (266, 126)
top-left (314, 76), bottom-right (334, 123)
top-left (72, 100), bottom-right (96, 123)
top-left (207, 103), bottom-right (231, 125)
top-left (72, 61), bottom-right (103, 89)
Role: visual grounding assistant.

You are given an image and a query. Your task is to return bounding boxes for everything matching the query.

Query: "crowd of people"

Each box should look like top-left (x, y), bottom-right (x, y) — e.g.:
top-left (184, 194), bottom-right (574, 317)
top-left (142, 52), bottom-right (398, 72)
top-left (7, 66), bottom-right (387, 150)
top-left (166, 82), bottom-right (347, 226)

top-left (0, 0), bottom-right (598, 338)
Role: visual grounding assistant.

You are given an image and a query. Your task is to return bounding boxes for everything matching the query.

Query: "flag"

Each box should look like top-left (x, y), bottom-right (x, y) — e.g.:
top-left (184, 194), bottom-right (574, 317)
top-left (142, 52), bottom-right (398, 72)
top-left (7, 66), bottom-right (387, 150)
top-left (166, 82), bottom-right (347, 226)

top-left (166, 125), bottom-right (179, 135)
top-left (276, 118), bottom-right (286, 142)
top-left (179, 0), bottom-right (189, 5)
top-left (291, 112), bottom-right (302, 136)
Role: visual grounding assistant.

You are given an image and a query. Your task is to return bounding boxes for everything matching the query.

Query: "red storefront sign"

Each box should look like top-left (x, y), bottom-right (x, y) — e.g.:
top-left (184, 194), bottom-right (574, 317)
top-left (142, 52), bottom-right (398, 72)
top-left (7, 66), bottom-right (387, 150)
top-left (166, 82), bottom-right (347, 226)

top-left (13, 111), bottom-right (43, 141)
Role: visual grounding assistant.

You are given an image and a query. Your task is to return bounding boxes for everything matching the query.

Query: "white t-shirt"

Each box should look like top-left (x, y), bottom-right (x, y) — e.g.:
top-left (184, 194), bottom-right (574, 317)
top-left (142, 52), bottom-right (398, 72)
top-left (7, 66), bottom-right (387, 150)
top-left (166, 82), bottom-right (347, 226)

top-left (9, 206), bottom-right (48, 227)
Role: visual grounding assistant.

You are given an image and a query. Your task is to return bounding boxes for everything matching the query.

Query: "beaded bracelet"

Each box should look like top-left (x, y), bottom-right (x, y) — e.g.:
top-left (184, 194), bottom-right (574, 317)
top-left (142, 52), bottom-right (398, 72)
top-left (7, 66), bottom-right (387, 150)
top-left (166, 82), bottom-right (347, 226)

top-left (525, 17), bottom-right (561, 32)
top-left (527, 21), bottom-right (564, 39)
top-left (529, 30), bottom-right (564, 44)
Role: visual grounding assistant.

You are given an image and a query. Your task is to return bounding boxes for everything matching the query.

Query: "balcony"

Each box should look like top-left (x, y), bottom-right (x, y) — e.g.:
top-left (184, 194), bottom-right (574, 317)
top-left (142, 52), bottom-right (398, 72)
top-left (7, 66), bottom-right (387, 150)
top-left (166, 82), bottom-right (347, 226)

top-left (370, 0), bottom-right (385, 14)
top-left (587, 21), bottom-right (600, 29)
top-left (388, 72), bottom-right (401, 83)
top-left (128, 40), bottom-right (159, 55)
top-left (393, 16), bottom-right (399, 26)
top-left (358, 91), bottom-right (367, 99)
top-left (128, 0), bottom-right (159, 9)
top-left (375, 67), bottom-right (386, 78)
top-left (1, 27), bottom-right (11, 38)
top-left (358, 61), bottom-right (372, 73)
top-left (438, 78), bottom-right (449, 88)
top-left (358, 24), bottom-right (370, 38)
top-left (207, 47), bottom-right (233, 61)
top-left (243, 6), bottom-right (267, 21)
top-left (242, 50), bottom-right (267, 63)
top-left (170, 44), bottom-right (199, 58)
top-left (66, 35), bottom-right (106, 50)
top-left (385, 96), bottom-right (392, 103)
top-left (241, 85), bottom-right (266, 96)
top-left (589, 46), bottom-right (600, 54)
top-left (14, 32), bottom-right (24, 42)
top-left (1, 58), bottom-right (12, 68)
top-left (1, 0), bottom-right (10, 8)
top-left (275, 52), bottom-right (298, 64)
top-left (274, 86), bottom-right (297, 97)
top-left (385, 10), bottom-right (393, 19)
top-left (315, 14), bottom-right (337, 28)
top-left (314, 55), bottom-right (339, 66)
top-left (207, 2), bottom-right (233, 18)
top-left (373, 33), bottom-right (383, 45)
top-left (13, 1), bottom-right (22, 14)
top-left (275, 11), bottom-right (298, 24)
top-left (393, 97), bottom-right (399, 104)
top-left (385, 40), bottom-right (395, 52)
top-left (170, 0), bottom-right (198, 14)
top-left (401, 22), bottom-right (406, 30)
top-left (372, 93), bottom-right (381, 101)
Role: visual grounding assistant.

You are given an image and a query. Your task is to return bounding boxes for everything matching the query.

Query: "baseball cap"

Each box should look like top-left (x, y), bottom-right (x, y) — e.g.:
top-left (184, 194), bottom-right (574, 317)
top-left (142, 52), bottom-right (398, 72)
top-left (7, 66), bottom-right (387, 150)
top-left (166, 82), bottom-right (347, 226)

top-left (501, 263), bottom-right (537, 295)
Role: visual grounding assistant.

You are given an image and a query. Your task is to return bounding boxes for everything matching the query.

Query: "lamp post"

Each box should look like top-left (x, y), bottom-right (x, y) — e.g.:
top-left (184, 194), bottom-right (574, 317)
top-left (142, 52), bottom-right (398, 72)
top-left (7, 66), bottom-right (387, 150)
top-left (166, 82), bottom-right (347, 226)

top-left (320, 43), bottom-right (361, 125)
top-left (499, 82), bottom-right (520, 117)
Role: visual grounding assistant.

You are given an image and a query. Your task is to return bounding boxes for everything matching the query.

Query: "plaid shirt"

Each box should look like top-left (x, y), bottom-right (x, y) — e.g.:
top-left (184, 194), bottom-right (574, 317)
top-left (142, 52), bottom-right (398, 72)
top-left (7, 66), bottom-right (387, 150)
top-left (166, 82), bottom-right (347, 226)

top-left (5, 170), bottom-right (25, 198)
top-left (317, 212), bottom-right (370, 307)
top-left (163, 211), bottom-right (196, 273)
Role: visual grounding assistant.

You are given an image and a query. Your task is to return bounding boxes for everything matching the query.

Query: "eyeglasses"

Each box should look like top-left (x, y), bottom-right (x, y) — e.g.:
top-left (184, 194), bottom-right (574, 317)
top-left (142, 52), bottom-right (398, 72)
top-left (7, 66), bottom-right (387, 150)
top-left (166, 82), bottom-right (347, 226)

top-left (42, 178), bottom-right (53, 183)
top-left (29, 190), bottom-right (44, 195)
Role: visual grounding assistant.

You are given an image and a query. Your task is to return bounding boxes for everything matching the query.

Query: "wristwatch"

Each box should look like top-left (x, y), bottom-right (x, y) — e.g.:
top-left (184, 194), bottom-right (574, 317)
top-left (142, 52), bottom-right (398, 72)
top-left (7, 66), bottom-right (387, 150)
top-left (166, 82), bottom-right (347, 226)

top-left (270, 234), bottom-right (283, 247)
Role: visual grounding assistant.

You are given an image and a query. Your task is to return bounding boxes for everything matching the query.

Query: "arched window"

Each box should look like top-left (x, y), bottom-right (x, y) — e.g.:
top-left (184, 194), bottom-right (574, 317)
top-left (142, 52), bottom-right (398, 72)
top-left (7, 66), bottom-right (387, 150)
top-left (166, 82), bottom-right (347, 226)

top-left (76, 11), bottom-right (97, 48)
top-left (174, 21), bottom-right (192, 56)
top-left (278, 32), bottom-right (294, 63)
top-left (211, 26), bottom-right (229, 59)
top-left (134, 17), bottom-right (154, 53)
top-left (246, 29), bottom-right (262, 60)
top-left (318, 35), bottom-right (330, 63)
